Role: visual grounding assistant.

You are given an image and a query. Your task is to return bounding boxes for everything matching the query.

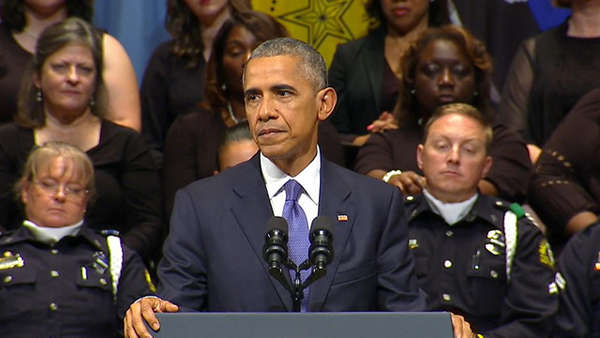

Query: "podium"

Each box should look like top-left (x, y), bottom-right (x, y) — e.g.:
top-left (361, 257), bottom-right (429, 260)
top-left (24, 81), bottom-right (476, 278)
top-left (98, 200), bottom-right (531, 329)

top-left (149, 312), bottom-right (454, 338)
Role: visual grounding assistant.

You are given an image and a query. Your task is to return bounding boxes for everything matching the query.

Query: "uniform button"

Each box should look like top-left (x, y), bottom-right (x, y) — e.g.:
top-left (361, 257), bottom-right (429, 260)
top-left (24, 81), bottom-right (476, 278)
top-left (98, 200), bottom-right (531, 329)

top-left (406, 195), bottom-right (414, 202)
top-left (50, 249), bottom-right (58, 255)
top-left (495, 201), bottom-right (503, 207)
top-left (490, 270), bottom-right (499, 279)
top-left (49, 303), bottom-right (58, 311)
top-left (445, 230), bottom-right (453, 237)
top-left (442, 293), bottom-right (452, 302)
top-left (3, 275), bottom-right (12, 283)
top-left (50, 270), bottom-right (60, 278)
top-left (99, 278), bottom-right (107, 286)
top-left (443, 260), bottom-right (453, 268)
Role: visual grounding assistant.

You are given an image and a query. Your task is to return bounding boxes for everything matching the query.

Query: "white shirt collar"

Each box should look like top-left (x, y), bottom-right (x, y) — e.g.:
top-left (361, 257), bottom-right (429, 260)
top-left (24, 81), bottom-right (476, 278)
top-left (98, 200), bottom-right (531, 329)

top-left (260, 147), bottom-right (321, 206)
top-left (22, 219), bottom-right (84, 244)
top-left (422, 189), bottom-right (478, 226)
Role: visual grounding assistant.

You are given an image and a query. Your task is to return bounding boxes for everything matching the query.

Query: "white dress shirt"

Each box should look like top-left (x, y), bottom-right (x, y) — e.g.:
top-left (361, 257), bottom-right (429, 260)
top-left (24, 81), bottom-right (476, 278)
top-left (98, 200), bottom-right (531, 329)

top-left (260, 147), bottom-right (321, 230)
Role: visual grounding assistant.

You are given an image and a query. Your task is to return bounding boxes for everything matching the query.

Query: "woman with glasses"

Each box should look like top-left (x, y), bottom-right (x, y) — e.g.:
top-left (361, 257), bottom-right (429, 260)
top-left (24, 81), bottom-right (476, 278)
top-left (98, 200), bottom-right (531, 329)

top-left (0, 18), bottom-right (162, 262)
top-left (0, 141), bottom-right (153, 337)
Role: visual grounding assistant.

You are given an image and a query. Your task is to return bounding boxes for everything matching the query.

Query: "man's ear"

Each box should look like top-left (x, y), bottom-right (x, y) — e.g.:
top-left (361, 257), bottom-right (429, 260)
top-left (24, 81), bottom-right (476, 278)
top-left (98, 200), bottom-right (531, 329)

top-left (481, 155), bottom-right (493, 178)
top-left (21, 182), bottom-right (30, 206)
top-left (416, 144), bottom-right (424, 171)
top-left (316, 87), bottom-right (337, 121)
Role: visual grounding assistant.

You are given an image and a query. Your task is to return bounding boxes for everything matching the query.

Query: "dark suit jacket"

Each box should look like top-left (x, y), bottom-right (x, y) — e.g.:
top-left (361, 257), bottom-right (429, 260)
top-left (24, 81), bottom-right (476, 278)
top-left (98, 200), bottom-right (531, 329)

top-left (329, 28), bottom-right (386, 136)
top-left (157, 154), bottom-right (426, 312)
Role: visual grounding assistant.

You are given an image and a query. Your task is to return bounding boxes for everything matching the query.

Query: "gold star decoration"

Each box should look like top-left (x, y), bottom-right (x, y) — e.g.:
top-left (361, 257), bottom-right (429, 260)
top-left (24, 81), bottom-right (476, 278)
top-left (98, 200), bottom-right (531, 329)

top-left (278, 0), bottom-right (354, 48)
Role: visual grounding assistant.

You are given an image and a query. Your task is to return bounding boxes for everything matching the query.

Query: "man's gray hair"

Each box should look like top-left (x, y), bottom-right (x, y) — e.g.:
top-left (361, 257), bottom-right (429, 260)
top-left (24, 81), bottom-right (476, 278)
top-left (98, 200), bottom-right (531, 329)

top-left (246, 37), bottom-right (327, 90)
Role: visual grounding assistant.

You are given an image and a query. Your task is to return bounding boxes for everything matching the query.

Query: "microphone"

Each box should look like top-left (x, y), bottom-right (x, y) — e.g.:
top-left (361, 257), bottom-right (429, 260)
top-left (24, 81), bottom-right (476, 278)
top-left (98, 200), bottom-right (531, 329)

top-left (263, 216), bottom-right (289, 275)
top-left (309, 216), bottom-right (334, 272)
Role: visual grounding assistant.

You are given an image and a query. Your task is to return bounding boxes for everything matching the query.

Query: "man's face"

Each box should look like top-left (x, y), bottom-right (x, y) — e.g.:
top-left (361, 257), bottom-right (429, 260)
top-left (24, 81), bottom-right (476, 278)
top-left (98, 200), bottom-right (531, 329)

top-left (417, 113), bottom-right (492, 202)
top-left (243, 55), bottom-right (335, 175)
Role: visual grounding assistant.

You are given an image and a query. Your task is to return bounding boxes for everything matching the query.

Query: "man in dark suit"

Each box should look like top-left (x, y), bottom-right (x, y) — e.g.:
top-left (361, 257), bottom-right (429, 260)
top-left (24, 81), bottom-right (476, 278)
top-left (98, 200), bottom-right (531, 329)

top-left (124, 37), bottom-right (473, 338)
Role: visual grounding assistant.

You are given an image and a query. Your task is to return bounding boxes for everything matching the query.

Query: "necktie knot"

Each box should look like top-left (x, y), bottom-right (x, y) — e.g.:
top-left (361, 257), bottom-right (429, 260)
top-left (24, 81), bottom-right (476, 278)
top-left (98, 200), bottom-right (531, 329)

top-left (284, 179), bottom-right (303, 202)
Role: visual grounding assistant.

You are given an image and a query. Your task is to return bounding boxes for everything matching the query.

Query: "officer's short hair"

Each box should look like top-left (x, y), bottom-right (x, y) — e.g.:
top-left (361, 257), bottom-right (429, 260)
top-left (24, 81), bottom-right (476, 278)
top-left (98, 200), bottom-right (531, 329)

top-left (15, 141), bottom-right (95, 200)
top-left (244, 37), bottom-right (327, 90)
top-left (423, 103), bottom-right (493, 153)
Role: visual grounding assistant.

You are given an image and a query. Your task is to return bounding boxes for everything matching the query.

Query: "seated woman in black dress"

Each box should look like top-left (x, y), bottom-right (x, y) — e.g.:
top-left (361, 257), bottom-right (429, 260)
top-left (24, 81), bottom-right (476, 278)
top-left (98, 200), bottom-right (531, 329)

top-left (0, 18), bottom-right (162, 262)
top-left (0, 142), bottom-right (152, 337)
top-left (354, 25), bottom-right (531, 202)
top-left (141, 0), bottom-right (251, 160)
top-left (0, 0), bottom-right (141, 130)
top-left (499, 0), bottom-right (600, 163)
top-left (329, 0), bottom-right (450, 146)
top-left (529, 88), bottom-right (600, 249)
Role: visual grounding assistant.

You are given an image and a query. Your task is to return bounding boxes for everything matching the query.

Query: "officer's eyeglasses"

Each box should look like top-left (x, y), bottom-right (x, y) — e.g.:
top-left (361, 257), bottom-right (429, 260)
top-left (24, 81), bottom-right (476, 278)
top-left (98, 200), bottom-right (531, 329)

top-left (33, 180), bottom-right (88, 199)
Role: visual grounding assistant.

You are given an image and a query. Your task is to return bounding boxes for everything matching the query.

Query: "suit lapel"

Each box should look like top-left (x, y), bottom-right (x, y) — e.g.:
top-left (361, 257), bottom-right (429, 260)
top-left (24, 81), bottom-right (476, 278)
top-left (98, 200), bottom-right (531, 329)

top-left (309, 160), bottom-right (355, 311)
top-left (230, 156), bottom-right (294, 311)
top-left (363, 28), bottom-right (386, 115)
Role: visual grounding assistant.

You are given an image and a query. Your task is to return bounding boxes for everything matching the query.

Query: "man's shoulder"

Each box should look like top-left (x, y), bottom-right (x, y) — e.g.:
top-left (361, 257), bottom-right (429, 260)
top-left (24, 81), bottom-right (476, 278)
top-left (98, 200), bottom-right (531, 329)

top-left (475, 195), bottom-right (544, 236)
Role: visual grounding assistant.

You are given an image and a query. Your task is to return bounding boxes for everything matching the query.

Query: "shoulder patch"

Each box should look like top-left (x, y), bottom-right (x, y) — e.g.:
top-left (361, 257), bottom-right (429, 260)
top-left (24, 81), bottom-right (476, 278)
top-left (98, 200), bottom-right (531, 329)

top-left (538, 239), bottom-right (555, 268)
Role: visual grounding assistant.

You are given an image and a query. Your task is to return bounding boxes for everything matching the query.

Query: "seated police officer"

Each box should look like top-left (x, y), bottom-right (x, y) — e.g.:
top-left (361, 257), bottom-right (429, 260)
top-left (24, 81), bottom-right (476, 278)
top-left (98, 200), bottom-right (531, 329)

top-left (553, 221), bottom-right (600, 337)
top-left (406, 103), bottom-right (559, 337)
top-left (0, 142), bottom-right (152, 337)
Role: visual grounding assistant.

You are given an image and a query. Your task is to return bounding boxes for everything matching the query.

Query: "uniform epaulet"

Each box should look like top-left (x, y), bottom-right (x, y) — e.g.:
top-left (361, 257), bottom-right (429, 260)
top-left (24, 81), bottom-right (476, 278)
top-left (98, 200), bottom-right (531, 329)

top-left (509, 203), bottom-right (525, 219)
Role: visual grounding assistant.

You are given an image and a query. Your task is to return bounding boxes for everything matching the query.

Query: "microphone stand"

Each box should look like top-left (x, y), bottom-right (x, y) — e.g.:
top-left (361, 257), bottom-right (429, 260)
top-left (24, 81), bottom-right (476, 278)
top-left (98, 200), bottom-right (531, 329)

top-left (285, 259), bottom-right (327, 312)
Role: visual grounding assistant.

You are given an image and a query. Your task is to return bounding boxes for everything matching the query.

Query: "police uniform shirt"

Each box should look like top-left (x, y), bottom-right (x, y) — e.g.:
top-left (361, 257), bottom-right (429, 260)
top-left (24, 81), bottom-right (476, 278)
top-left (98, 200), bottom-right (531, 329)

top-left (0, 224), bottom-right (152, 338)
top-left (554, 222), bottom-right (600, 337)
top-left (406, 194), bottom-right (558, 338)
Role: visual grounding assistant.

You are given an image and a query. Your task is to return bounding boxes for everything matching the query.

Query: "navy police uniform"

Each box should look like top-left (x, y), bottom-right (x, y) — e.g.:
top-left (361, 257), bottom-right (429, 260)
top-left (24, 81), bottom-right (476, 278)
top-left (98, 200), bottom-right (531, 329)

top-left (553, 222), bottom-right (600, 337)
top-left (0, 224), bottom-right (152, 338)
top-left (406, 194), bottom-right (559, 337)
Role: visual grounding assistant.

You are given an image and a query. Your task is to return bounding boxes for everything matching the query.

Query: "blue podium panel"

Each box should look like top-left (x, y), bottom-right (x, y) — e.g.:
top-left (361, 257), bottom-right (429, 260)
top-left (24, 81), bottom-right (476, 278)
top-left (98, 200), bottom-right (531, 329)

top-left (151, 312), bottom-right (454, 338)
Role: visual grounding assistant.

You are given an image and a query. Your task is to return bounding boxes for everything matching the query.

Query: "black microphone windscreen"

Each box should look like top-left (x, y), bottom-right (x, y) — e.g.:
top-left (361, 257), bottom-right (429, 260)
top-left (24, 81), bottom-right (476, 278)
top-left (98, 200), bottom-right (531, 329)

top-left (267, 216), bottom-right (289, 233)
top-left (310, 216), bottom-right (333, 233)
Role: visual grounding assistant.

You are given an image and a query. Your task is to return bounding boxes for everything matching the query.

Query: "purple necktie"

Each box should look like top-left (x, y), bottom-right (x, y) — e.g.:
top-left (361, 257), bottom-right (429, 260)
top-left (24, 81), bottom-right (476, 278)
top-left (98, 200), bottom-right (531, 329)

top-left (281, 179), bottom-right (309, 311)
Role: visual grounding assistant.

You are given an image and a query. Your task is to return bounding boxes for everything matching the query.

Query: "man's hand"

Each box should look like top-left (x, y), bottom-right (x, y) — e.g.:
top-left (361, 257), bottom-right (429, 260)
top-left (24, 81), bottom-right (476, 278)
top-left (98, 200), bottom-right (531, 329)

top-left (124, 297), bottom-right (179, 338)
top-left (450, 313), bottom-right (476, 338)
top-left (387, 171), bottom-right (426, 195)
